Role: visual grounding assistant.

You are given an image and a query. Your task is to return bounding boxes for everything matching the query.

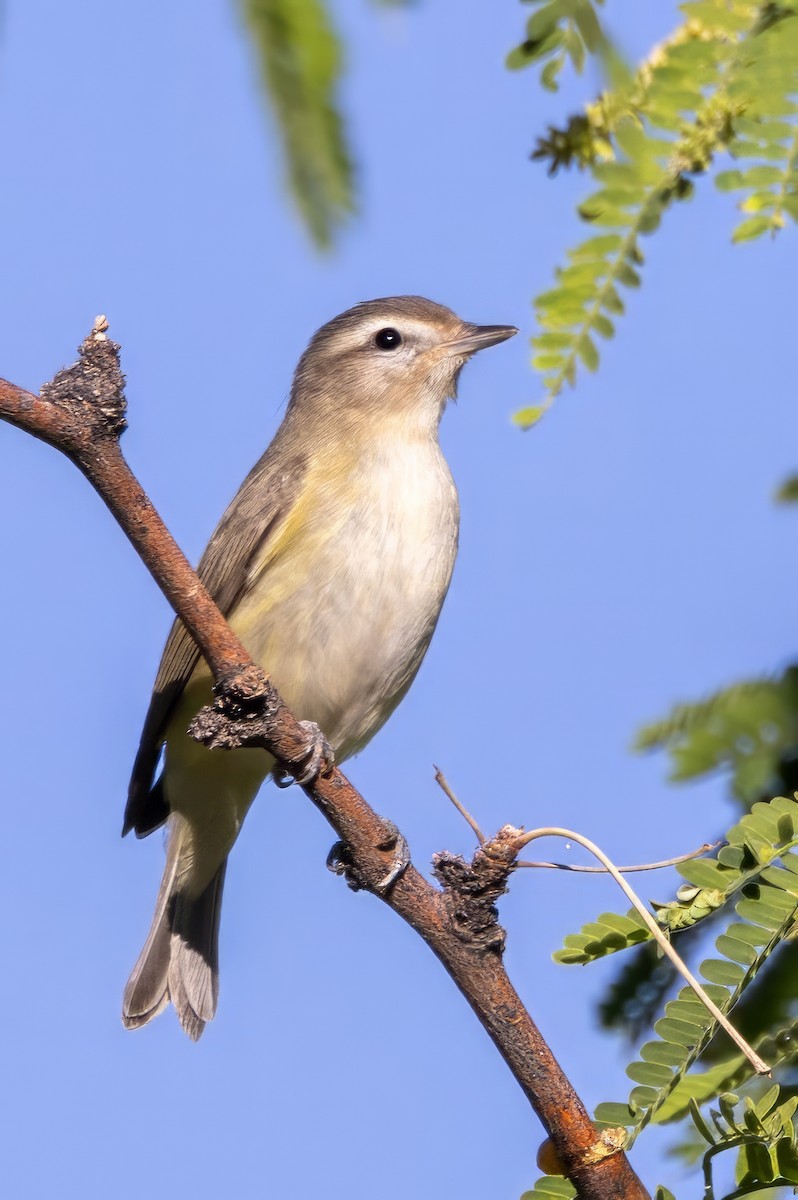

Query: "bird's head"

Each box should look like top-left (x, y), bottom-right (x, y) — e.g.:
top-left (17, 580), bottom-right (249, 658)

top-left (290, 296), bottom-right (517, 435)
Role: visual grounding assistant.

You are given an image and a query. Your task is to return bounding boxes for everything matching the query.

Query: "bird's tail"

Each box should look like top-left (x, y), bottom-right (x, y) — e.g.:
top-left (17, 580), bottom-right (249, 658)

top-left (123, 827), bottom-right (227, 1042)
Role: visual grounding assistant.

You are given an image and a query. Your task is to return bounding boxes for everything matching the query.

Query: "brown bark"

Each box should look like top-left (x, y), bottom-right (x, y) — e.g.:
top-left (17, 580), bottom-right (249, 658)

top-left (0, 321), bottom-right (650, 1200)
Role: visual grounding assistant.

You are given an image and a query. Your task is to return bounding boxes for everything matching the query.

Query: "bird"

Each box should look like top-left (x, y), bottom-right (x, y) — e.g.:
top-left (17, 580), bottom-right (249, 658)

top-left (121, 295), bottom-right (517, 1039)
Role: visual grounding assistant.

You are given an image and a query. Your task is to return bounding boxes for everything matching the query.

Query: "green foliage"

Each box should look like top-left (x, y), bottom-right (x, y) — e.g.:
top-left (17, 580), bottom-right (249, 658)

top-left (240, 0), bottom-right (354, 247)
top-left (634, 668), bottom-right (798, 805)
top-left (514, 1), bottom-right (798, 424)
top-left (506, 0), bottom-right (608, 92)
top-left (511, 7), bottom-right (798, 1196)
top-left (522, 1178), bottom-right (676, 1200)
top-left (524, 1085), bottom-right (798, 1199)
top-left (520, 1177), bottom-right (576, 1200)
top-left (715, 16), bottom-right (798, 242)
top-left (598, 923), bottom-right (798, 1048)
top-left (653, 1016), bottom-right (798, 1122)
top-left (549, 796), bottom-right (798, 1158)
top-left (554, 904), bottom-right (650, 965)
top-left (686, 1085), bottom-right (798, 1198)
top-left (555, 797), bottom-right (798, 966)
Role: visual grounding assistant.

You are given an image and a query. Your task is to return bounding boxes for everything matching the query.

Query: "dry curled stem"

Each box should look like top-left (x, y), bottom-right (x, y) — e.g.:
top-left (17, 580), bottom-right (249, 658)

top-left (511, 826), bottom-right (769, 1077)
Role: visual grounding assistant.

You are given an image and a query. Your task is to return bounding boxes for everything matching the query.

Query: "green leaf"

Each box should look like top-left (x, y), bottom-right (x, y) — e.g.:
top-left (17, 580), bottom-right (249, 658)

top-left (653, 1017), bottom-right (701, 1047)
top-left (594, 1101), bottom-right (638, 1127)
top-left (592, 313), bottom-right (615, 339)
top-left (641, 1040), bottom-right (687, 1068)
top-left (576, 334), bottom-right (599, 371)
top-left (507, 35), bottom-right (563, 72)
top-left (688, 1097), bottom-right (717, 1145)
top-left (241, 0), bottom-right (354, 248)
top-left (776, 1139), bottom-right (798, 1183)
top-left (700, 958), bottom-right (744, 986)
top-left (739, 192), bottom-right (778, 214)
top-left (778, 813), bottom-right (795, 842)
top-left (616, 261), bottom-right (642, 288)
top-left (731, 215), bottom-right (774, 243)
top-left (520, 1179), bottom-right (577, 1200)
top-left (532, 332), bottom-right (575, 351)
top-left (512, 403), bottom-right (552, 431)
top-left (570, 234), bottom-right (625, 258)
top-left (532, 354), bottom-right (567, 372)
top-left (715, 933), bottom-right (758, 966)
top-left (626, 1061), bottom-right (675, 1087)
top-left (602, 287), bottom-right (625, 315)
top-left (739, 165), bottom-right (787, 187)
top-left (715, 168), bottom-right (747, 191)
top-left (739, 1139), bottom-right (776, 1184)
top-left (570, 1), bottom-right (603, 53)
top-left (629, 1084), bottom-right (659, 1109)
top-left (677, 860), bottom-right (728, 889)
top-left (719, 1092), bottom-right (742, 1128)
top-left (541, 55), bottom-right (565, 91)
top-left (753, 1083), bottom-right (782, 1119)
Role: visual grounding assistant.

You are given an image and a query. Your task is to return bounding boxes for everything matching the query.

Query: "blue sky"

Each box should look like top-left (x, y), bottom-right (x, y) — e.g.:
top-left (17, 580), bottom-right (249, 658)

top-left (0, 3), bottom-right (796, 1197)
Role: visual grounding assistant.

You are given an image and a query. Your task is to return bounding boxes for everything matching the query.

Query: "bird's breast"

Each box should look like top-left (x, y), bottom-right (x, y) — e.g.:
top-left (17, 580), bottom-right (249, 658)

top-left (231, 438), bottom-right (460, 759)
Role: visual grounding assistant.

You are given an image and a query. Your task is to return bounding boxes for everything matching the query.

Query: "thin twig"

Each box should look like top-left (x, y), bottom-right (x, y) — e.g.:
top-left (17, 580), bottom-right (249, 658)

top-left (433, 766), bottom-right (486, 844)
top-left (513, 826), bottom-right (770, 1076)
top-left (515, 841), bottom-right (720, 873)
top-left (433, 766), bottom-right (717, 873)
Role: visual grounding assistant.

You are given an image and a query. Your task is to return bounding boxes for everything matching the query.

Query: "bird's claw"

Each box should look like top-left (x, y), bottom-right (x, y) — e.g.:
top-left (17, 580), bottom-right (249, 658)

top-left (294, 720), bottom-right (335, 785)
top-left (326, 821), bottom-right (411, 894)
top-left (327, 840), bottom-right (361, 890)
top-left (271, 721), bottom-right (335, 789)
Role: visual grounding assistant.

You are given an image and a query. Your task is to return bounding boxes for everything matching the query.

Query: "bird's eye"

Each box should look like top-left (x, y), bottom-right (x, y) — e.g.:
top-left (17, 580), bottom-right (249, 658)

top-left (374, 328), bottom-right (403, 351)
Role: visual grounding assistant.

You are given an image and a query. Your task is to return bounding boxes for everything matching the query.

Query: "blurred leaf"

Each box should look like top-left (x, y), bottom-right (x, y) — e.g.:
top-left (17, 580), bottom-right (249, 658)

top-left (520, 1), bottom-right (798, 418)
top-left (731, 214), bottom-right (774, 243)
top-left (506, 0), bottom-right (609, 90)
top-left (598, 940), bottom-right (681, 1036)
top-left (241, 0), bottom-right (354, 247)
top-left (776, 473), bottom-right (798, 502)
top-left (634, 669), bottom-right (798, 805)
top-left (512, 402), bottom-right (552, 430)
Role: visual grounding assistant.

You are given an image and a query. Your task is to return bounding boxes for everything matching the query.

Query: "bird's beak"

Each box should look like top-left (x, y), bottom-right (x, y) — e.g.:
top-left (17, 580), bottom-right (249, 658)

top-left (444, 324), bottom-right (518, 355)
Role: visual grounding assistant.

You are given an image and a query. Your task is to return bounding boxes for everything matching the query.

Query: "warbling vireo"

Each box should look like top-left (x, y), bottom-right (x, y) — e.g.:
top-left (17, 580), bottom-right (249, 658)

top-left (122, 296), bottom-right (516, 1039)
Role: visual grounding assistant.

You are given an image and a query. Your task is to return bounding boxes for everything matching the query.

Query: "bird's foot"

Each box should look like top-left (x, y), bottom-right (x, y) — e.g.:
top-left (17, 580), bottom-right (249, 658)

top-left (271, 721), bottom-right (335, 788)
top-left (326, 821), bottom-right (410, 894)
top-left (294, 720), bottom-right (335, 784)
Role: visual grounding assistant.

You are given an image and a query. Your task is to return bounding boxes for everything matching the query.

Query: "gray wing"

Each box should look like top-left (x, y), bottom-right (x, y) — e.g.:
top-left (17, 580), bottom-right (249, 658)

top-left (123, 442), bottom-right (307, 837)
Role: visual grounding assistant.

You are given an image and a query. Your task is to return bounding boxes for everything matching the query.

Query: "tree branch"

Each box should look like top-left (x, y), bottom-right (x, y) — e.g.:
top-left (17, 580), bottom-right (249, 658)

top-left (0, 321), bottom-right (651, 1200)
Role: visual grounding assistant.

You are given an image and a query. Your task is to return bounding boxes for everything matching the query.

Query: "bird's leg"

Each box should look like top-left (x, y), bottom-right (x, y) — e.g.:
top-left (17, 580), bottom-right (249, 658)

top-left (271, 720), bottom-right (335, 788)
top-left (327, 820), bottom-right (411, 894)
top-left (375, 822), bottom-right (411, 890)
top-left (294, 720), bottom-right (335, 784)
